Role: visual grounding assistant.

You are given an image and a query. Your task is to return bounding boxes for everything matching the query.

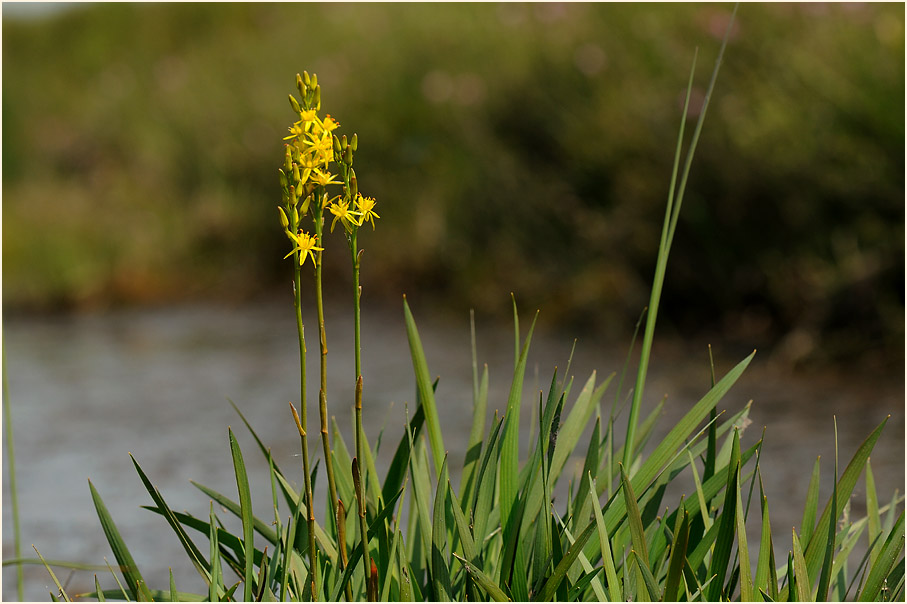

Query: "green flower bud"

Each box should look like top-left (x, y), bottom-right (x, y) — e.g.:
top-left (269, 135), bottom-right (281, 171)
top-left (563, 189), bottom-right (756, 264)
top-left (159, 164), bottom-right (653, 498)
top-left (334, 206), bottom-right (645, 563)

top-left (292, 203), bottom-right (300, 225)
top-left (333, 135), bottom-right (342, 156)
top-left (289, 184), bottom-right (297, 204)
top-left (288, 94), bottom-right (301, 114)
top-left (300, 194), bottom-right (312, 215)
top-left (278, 168), bottom-right (288, 188)
top-left (310, 73), bottom-right (317, 88)
top-left (292, 162), bottom-right (301, 184)
top-left (343, 145), bottom-right (353, 165)
top-left (351, 133), bottom-right (358, 151)
top-left (278, 206), bottom-right (289, 229)
top-left (350, 173), bottom-right (358, 199)
top-left (302, 71), bottom-right (311, 87)
top-left (297, 73), bottom-right (306, 99)
top-left (284, 146), bottom-right (293, 172)
top-left (313, 86), bottom-right (321, 110)
top-left (340, 134), bottom-right (348, 150)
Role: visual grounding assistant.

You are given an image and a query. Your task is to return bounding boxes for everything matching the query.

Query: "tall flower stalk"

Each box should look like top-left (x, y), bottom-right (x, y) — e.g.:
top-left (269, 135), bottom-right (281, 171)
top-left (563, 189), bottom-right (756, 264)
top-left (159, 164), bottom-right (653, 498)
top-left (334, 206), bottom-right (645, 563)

top-left (279, 71), bottom-right (378, 600)
top-left (330, 130), bottom-right (380, 601)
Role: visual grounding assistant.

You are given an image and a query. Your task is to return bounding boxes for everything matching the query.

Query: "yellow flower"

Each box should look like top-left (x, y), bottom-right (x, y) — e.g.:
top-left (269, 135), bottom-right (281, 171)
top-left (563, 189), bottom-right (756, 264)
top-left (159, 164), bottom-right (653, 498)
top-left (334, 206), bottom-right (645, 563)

top-left (284, 230), bottom-right (323, 267)
top-left (329, 199), bottom-right (363, 233)
top-left (322, 114), bottom-right (340, 132)
top-left (311, 168), bottom-right (340, 187)
top-left (355, 194), bottom-right (380, 230)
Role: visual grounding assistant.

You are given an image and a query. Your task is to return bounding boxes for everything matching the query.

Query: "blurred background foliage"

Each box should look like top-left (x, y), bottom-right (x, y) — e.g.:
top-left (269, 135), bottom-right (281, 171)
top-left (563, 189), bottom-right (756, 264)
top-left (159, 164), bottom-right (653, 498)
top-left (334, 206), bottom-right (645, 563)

top-left (3, 2), bottom-right (903, 366)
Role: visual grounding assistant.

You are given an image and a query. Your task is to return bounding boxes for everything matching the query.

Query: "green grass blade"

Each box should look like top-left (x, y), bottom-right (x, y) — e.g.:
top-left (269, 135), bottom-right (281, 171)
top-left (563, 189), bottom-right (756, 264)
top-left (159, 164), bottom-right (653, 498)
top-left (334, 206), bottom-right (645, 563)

top-left (792, 530), bottom-right (811, 602)
top-left (98, 574), bottom-right (108, 602)
top-left (621, 464), bottom-right (649, 565)
top-left (706, 430), bottom-right (741, 602)
top-left (209, 502), bottom-right (223, 603)
top-left (33, 546), bottom-right (72, 602)
top-left (500, 307), bottom-right (539, 536)
top-left (190, 483), bottom-right (278, 545)
top-left (631, 549), bottom-right (660, 601)
top-left (460, 309), bottom-right (489, 506)
top-left (229, 427), bottom-right (255, 602)
top-left (550, 372), bottom-right (612, 486)
top-left (735, 466), bottom-right (754, 602)
top-left (866, 458), bottom-right (882, 568)
top-left (453, 554), bottom-right (512, 602)
top-left (801, 456), bottom-right (821, 545)
top-left (532, 519), bottom-right (596, 602)
top-left (755, 475), bottom-right (776, 601)
top-left (816, 425), bottom-right (839, 602)
top-left (664, 508), bottom-right (690, 602)
top-left (104, 558), bottom-right (130, 601)
top-left (2, 343), bottom-right (24, 601)
top-left (431, 455), bottom-right (453, 601)
top-left (89, 479), bottom-right (154, 601)
top-left (130, 455), bottom-right (211, 582)
top-left (472, 414), bottom-right (504, 551)
top-left (383, 401), bottom-right (425, 506)
top-left (801, 416), bottom-right (889, 588)
top-left (858, 511), bottom-right (905, 601)
top-left (403, 297), bottom-right (446, 477)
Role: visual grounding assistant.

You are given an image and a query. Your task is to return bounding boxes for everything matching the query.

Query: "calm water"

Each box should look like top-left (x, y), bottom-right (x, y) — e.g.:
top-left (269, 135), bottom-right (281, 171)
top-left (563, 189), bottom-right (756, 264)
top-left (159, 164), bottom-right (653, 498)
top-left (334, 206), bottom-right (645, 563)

top-left (3, 301), bottom-right (903, 600)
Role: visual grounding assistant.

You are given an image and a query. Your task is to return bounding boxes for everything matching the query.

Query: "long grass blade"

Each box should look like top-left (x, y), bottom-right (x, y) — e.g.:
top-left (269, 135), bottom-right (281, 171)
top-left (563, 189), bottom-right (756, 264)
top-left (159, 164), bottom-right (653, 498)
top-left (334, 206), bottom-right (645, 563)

top-left (664, 508), bottom-right (690, 602)
top-left (866, 458), bottom-right (882, 568)
top-left (801, 456), bottom-right (821, 545)
top-left (735, 465), bottom-right (754, 602)
top-left (532, 519), bottom-right (597, 602)
top-left (800, 417), bottom-right (889, 588)
top-left (89, 480), bottom-right (154, 601)
top-left (792, 531), bottom-right (811, 602)
top-left (858, 511), bottom-right (905, 601)
top-left (431, 455), bottom-right (453, 601)
top-left (130, 455), bottom-right (211, 582)
top-left (228, 427), bottom-right (256, 602)
top-left (454, 554), bottom-right (512, 602)
top-left (705, 430), bottom-right (741, 602)
top-left (403, 297), bottom-right (446, 477)
top-left (2, 344), bottom-right (24, 601)
top-left (34, 546), bottom-right (72, 602)
top-left (500, 306), bottom-right (539, 536)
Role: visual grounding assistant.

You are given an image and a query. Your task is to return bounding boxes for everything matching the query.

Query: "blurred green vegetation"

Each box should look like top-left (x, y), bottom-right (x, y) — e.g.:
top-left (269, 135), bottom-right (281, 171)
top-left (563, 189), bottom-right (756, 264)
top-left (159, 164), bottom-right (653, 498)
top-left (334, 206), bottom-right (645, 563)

top-left (3, 3), bottom-right (903, 363)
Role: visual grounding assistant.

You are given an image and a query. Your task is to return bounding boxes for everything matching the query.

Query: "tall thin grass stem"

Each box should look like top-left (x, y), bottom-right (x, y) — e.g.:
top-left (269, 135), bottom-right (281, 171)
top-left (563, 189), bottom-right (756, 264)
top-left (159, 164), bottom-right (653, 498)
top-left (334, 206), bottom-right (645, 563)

top-left (3, 343), bottom-right (24, 600)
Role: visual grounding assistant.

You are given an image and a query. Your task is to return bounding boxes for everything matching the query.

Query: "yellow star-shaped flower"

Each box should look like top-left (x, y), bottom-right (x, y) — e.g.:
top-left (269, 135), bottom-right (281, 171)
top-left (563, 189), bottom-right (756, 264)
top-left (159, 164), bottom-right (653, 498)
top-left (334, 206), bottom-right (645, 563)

top-left (354, 194), bottom-right (380, 230)
top-left (284, 230), bottom-right (323, 267)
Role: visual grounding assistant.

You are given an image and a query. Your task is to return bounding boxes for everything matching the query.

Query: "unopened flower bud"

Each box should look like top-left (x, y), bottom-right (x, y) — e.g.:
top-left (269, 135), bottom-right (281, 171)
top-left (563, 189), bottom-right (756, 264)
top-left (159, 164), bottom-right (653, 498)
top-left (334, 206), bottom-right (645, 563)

top-left (340, 134), bottom-right (348, 150)
top-left (300, 194), bottom-right (312, 215)
top-left (278, 206), bottom-right (289, 229)
top-left (292, 162), bottom-right (301, 184)
top-left (288, 94), bottom-right (301, 114)
top-left (350, 173), bottom-right (358, 199)
top-left (313, 86), bottom-right (321, 110)
top-left (292, 203), bottom-right (300, 225)
top-left (302, 71), bottom-right (311, 88)
top-left (333, 135), bottom-right (342, 156)
top-left (278, 168), bottom-right (288, 189)
top-left (284, 146), bottom-right (293, 172)
top-left (310, 73), bottom-right (317, 88)
top-left (289, 184), bottom-right (297, 204)
top-left (343, 145), bottom-right (353, 165)
top-left (351, 133), bottom-right (358, 151)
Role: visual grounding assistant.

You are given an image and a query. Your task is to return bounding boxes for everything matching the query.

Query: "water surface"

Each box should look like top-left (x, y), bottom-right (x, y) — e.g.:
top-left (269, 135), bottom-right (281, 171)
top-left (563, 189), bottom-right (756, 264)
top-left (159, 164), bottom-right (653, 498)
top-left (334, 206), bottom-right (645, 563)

top-left (3, 301), bottom-right (903, 600)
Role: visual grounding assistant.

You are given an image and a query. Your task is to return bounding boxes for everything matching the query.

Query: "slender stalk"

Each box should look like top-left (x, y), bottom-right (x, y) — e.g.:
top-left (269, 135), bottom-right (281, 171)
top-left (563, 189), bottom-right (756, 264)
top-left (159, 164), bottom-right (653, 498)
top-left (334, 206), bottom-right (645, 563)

top-left (3, 343), bottom-right (24, 600)
top-left (350, 232), bottom-right (373, 600)
top-left (313, 201), bottom-right (340, 543)
top-left (292, 261), bottom-right (319, 599)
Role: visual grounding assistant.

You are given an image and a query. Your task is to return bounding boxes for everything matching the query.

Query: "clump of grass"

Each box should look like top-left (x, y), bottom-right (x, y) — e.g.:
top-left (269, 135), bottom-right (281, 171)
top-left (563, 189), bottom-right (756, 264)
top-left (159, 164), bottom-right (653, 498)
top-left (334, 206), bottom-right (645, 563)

top-left (24, 7), bottom-right (904, 602)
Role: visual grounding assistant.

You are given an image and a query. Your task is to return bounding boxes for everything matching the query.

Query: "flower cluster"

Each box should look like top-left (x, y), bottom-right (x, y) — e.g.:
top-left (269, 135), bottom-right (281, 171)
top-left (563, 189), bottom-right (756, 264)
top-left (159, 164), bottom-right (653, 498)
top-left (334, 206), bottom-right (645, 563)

top-left (278, 71), bottom-right (377, 266)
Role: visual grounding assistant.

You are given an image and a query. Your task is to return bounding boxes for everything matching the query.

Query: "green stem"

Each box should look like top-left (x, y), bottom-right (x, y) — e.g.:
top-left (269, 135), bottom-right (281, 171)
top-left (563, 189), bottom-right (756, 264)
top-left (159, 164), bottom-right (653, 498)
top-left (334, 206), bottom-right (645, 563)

top-left (350, 232), bottom-right (372, 600)
top-left (313, 205), bottom-right (341, 547)
top-left (3, 343), bottom-right (24, 600)
top-left (293, 261), bottom-right (319, 599)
